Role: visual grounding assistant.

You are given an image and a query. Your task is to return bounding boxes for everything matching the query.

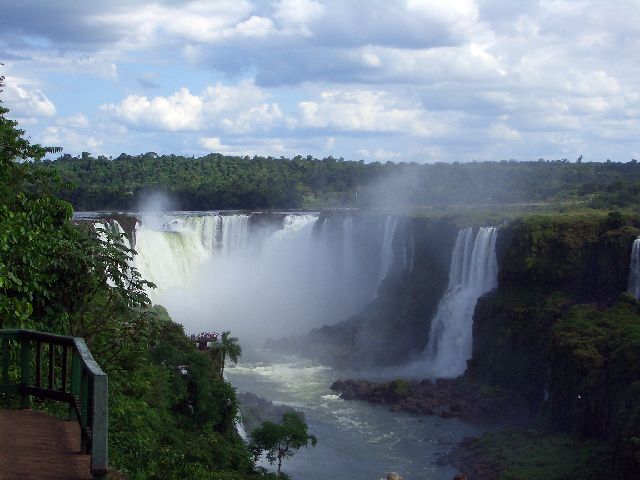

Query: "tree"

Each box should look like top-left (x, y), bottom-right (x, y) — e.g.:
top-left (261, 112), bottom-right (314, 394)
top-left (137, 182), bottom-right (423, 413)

top-left (209, 330), bottom-right (242, 377)
top-left (248, 412), bottom-right (317, 477)
top-left (0, 73), bottom-right (154, 365)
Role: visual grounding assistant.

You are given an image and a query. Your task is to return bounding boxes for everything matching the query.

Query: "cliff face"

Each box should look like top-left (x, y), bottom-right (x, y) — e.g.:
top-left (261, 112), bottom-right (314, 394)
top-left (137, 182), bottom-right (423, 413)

top-left (466, 211), bottom-right (640, 474)
top-left (468, 213), bottom-right (639, 403)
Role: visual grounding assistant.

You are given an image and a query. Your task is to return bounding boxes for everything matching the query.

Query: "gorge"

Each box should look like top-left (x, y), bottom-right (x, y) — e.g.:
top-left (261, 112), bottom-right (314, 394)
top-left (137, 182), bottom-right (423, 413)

top-left (94, 209), bottom-right (640, 478)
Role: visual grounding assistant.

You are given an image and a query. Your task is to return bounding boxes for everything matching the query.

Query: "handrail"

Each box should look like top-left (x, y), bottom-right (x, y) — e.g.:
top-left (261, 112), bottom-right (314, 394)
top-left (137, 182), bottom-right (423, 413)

top-left (0, 329), bottom-right (108, 480)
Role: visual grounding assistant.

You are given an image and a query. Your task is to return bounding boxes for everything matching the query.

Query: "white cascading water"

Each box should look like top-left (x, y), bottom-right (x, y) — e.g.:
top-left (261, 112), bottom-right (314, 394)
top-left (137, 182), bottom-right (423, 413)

top-left (628, 236), bottom-right (640, 299)
top-left (378, 216), bottom-right (398, 287)
top-left (424, 227), bottom-right (498, 378)
top-left (130, 213), bottom-right (402, 341)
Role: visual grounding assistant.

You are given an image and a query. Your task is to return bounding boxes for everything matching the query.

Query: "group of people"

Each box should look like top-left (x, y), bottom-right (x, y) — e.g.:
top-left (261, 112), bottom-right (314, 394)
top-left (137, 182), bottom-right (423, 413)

top-left (186, 332), bottom-right (219, 341)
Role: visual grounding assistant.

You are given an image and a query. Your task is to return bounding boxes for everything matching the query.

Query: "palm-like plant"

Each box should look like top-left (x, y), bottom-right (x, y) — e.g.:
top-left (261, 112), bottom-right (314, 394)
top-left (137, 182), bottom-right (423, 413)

top-left (210, 330), bottom-right (242, 377)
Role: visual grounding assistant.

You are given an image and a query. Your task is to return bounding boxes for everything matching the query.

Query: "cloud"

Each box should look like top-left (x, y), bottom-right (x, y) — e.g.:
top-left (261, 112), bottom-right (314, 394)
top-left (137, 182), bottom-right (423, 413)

top-left (56, 113), bottom-right (90, 128)
top-left (373, 149), bottom-right (401, 160)
top-left (490, 122), bottom-right (521, 141)
top-left (136, 73), bottom-right (162, 90)
top-left (39, 126), bottom-right (102, 153)
top-left (198, 135), bottom-right (289, 157)
top-left (296, 89), bottom-right (444, 136)
top-left (2, 77), bottom-right (56, 118)
top-left (102, 79), bottom-right (286, 133)
top-left (2, 0), bottom-right (640, 164)
top-left (272, 0), bottom-right (324, 36)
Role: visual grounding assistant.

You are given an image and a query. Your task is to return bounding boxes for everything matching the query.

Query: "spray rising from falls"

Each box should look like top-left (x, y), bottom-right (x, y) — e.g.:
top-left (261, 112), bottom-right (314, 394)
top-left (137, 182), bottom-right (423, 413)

top-left (628, 236), bottom-right (640, 300)
top-left (130, 213), bottom-right (406, 341)
top-left (424, 227), bottom-right (498, 378)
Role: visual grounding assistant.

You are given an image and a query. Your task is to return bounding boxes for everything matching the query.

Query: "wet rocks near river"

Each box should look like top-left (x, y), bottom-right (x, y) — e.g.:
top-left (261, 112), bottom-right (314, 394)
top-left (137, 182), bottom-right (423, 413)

top-left (329, 378), bottom-right (530, 426)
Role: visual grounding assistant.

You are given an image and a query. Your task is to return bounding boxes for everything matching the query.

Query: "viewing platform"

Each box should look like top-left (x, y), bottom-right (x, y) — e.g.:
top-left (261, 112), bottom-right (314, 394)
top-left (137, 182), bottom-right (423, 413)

top-left (0, 408), bottom-right (92, 479)
top-left (1, 329), bottom-right (108, 480)
top-left (187, 331), bottom-right (219, 350)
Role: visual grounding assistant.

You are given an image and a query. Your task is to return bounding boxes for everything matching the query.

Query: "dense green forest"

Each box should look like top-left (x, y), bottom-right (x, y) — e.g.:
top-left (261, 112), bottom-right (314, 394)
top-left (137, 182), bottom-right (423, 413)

top-left (46, 152), bottom-right (640, 211)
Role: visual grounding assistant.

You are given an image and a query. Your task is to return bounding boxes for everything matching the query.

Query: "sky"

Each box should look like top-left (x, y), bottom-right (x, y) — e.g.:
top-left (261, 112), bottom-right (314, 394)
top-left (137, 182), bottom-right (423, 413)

top-left (1, 0), bottom-right (640, 164)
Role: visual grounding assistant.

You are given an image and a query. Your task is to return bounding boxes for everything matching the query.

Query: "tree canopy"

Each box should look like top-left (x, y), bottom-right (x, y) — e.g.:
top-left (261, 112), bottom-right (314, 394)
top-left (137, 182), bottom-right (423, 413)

top-left (248, 412), bottom-right (317, 477)
top-left (44, 151), bottom-right (640, 212)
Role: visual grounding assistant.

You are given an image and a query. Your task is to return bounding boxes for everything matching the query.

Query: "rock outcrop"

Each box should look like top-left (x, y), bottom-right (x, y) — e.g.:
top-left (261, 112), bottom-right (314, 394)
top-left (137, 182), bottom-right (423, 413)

top-left (330, 378), bottom-right (530, 426)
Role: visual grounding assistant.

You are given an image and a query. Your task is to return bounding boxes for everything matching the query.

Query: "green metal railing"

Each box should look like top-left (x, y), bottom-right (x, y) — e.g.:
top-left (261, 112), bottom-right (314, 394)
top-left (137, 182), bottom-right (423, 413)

top-left (0, 329), bottom-right (108, 480)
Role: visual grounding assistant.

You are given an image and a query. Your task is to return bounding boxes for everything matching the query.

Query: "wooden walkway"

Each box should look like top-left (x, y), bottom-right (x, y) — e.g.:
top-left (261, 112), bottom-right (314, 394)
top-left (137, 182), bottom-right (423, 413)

top-left (0, 409), bottom-right (92, 480)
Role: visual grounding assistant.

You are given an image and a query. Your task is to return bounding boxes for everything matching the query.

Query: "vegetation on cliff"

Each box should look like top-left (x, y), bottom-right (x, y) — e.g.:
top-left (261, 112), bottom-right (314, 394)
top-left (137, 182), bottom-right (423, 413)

top-left (463, 211), bottom-right (640, 477)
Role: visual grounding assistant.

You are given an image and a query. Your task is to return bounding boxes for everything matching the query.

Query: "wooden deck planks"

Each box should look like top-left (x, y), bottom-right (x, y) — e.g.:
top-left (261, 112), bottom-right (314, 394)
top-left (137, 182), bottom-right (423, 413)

top-left (0, 409), bottom-right (91, 480)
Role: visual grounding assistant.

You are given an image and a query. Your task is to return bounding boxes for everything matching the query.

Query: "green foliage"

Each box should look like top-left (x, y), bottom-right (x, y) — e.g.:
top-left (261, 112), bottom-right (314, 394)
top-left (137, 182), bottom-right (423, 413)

top-left (546, 294), bottom-right (640, 474)
top-left (248, 412), bottom-right (317, 477)
top-left (497, 212), bottom-right (639, 300)
top-left (469, 428), bottom-right (613, 480)
top-left (108, 314), bottom-right (260, 479)
top-left (0, 81), bottom-right (154, 355)
top-left (45, 150), bottom-right (640, 211)
top-left (465, 210), bottom-right (640, 476)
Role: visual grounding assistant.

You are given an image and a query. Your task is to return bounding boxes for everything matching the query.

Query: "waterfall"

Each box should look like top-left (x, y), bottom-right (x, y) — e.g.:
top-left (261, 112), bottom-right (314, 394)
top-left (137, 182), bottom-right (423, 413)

top-left (378, 216), bottom-right (398, 287)
top-left (126, 212), bottom-right (405, 341)
top-left (220, 215), bottom-right (250, 254)
top-left (342, 217), bottom-right (356, 293)
top-left (628, 236), bottom-right (640, 299)
top-left (424, 227), bottom-right (498, 378)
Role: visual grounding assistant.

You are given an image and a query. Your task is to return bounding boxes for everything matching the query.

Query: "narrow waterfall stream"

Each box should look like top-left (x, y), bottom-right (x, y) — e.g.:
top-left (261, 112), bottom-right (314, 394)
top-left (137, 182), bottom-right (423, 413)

top-left (424, 227), bottom-right (498, 378)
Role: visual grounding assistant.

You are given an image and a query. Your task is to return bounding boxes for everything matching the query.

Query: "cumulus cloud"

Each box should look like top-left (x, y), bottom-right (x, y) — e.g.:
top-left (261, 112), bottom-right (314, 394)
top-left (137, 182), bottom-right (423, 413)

top-left (198, 135), bottom-right (289, 157)
top-left (2, 0), bottom-right (640, 163)
top-left (373, 149), bottom-right (402, 160)
top-left (102, 79), bottom-right (287, 133)
top-left (39, 126), bottom-right (103, 153)
top-left (296, 89), bottom-right (444, 136)
top-left (56, 113), bottom-right (90, 128)
top-left (490, 122), bottom-right (521, 141)
top-left (272, 0), bottom-right (324, 36)
top-left (2, 78), bottom-right (56, 119)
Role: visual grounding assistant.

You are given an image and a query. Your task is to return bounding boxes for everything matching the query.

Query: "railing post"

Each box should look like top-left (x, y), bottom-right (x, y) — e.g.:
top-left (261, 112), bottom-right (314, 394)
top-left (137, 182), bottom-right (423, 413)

top-left (35, 341), bottom-right (42, 388)
top-left (2, 339), bottom-right (8, 385)
top-left (20, 337), bottom-right (31, 409)
top-left (80, 370), bottom-right (89, 454)
top-left (91, 374), bottom-right (108, 479)
top-left (70, 350), bottom-right (81, 422)
top-left (48, 342), bottom-right (55, 390)
top-left (62, 345), bottom-right (68, 393)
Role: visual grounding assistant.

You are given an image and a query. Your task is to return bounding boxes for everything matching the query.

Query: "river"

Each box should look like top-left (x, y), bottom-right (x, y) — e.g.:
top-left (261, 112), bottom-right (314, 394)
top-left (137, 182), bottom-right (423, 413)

top-left (226, 345), bottom-right (489, 480)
